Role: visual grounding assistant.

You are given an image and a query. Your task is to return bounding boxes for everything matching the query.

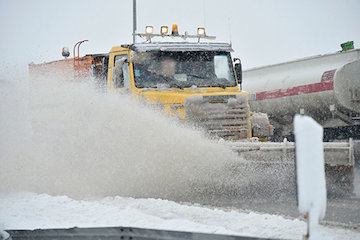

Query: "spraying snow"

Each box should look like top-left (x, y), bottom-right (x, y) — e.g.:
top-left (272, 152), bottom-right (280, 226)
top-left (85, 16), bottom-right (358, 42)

top-left (0, 76), bottom-right (249, 201)
top-left (355, 167), bottom-right (360, 196)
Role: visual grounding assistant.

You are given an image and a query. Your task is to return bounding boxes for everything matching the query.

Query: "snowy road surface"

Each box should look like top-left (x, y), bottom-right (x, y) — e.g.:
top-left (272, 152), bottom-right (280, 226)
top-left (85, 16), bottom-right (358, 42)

top-left (215, 197), bottom-right (360, 228)
top-left (1, 193), bottom-right (360, 240)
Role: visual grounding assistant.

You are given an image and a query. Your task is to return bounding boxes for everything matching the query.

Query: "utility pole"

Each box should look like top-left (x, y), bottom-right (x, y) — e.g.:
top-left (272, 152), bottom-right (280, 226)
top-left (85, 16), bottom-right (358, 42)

top-left (133, 0), bottom-right (137, 43)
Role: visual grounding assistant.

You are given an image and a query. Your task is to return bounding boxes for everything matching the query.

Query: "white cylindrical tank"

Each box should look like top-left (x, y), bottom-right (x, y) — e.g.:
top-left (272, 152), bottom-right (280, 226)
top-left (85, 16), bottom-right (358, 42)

top-left (243, 49), bottom-right (360, 137)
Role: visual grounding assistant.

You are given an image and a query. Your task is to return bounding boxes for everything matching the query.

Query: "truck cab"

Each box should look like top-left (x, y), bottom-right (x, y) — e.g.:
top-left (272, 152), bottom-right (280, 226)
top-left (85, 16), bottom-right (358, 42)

top-left (106, 42), bottom-right (253, 140)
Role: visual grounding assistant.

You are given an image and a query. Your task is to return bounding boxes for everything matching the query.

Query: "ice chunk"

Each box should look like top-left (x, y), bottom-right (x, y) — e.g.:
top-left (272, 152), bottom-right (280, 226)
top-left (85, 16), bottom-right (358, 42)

top-left (294, 115), bottom-right (327, 228)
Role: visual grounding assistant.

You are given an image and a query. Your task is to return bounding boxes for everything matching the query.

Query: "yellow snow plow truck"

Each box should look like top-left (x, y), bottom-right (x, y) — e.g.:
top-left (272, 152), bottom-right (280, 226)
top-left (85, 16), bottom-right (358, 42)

top-left (107, 49), bottom-right (270, 140)
top-left (83, 26), bottom-right (273, 141)
top-left (92, 31), bottom-right (271, 140)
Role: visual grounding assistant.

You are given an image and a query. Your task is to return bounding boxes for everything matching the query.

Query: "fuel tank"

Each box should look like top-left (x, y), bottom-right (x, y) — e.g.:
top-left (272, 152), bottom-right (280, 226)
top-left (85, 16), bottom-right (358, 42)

top-left (243, 49), bottom-right (360, 137)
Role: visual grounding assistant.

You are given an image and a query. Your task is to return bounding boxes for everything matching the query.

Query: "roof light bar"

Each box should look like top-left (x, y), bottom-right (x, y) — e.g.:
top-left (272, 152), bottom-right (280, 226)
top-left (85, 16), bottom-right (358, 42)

top-left (133, 26), bottom-right (216, 42)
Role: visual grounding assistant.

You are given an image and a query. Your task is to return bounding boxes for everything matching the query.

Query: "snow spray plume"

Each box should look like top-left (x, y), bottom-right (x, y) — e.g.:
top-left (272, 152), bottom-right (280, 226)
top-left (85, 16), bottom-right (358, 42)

top-left (355, 167), bottom-right (360, 196)
top-left (0, 75), bottom-right (297, 202)
top-left (0, 75), bottom-right (245, 200)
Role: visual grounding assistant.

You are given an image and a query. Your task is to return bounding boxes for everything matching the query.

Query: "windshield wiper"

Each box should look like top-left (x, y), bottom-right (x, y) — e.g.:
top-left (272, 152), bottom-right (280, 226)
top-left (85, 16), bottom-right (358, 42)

top-left (169, 82), bottom-right (184, 89)
top-left (187, 74), bottom-right (205, 80)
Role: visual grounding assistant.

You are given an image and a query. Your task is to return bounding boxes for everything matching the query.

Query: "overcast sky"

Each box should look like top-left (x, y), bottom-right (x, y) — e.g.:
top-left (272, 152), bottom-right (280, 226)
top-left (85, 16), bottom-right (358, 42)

top-left (0, 0), bottom-right (359, 77)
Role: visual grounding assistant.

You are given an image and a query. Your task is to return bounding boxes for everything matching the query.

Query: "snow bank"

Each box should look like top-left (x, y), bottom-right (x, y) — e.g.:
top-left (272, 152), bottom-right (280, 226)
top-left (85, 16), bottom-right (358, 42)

top-left (1, 193), bottom-right (359, 240)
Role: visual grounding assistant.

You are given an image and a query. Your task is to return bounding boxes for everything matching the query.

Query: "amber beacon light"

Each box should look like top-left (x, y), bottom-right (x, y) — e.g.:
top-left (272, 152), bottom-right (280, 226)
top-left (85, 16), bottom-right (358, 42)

top-left (172, 24), bottom-right (179, 35)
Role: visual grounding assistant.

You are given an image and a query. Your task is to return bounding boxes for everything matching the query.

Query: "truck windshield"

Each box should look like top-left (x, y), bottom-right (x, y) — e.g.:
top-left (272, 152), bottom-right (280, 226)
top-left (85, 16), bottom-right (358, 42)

top-left (132, 51), bottom-right (237, 89)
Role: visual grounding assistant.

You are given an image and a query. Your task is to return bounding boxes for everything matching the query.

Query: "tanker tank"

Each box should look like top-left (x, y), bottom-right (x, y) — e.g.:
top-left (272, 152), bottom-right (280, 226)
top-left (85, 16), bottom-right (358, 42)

top-left (243, 48), bottom-right (360, 141)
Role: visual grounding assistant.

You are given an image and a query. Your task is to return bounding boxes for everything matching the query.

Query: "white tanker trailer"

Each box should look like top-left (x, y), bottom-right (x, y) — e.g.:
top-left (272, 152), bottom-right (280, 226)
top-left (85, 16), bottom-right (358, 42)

top-left (243, 48), bottom-right (360, 141)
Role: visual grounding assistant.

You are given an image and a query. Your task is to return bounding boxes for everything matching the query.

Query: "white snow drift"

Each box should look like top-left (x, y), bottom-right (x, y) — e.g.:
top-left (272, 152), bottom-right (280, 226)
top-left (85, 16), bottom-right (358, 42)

top-left (1, 193), bottom-right (360, 240)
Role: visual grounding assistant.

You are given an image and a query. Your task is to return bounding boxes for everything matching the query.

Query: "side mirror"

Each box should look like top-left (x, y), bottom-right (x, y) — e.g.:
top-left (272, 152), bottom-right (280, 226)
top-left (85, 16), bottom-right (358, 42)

top-left (234, 58), bottom-right (242, 86)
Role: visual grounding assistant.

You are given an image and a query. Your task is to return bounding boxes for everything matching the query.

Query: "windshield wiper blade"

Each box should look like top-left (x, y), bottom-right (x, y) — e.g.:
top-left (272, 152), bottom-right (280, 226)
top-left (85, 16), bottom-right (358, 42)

top-left (187, 74), bottom-right (205, 79)
top-left (169, 82), bottom-right (184, 89)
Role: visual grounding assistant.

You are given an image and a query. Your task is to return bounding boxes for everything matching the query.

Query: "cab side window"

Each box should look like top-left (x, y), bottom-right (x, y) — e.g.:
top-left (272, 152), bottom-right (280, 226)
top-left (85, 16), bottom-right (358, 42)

top-left (112, 55), bottom-right (128, 88)
top-left (122, 62), bottom-right (130, 89)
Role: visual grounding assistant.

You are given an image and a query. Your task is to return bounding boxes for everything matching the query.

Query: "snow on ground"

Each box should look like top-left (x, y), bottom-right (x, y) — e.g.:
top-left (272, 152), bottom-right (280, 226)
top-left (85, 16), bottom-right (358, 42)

top-left (1, 193), bottom-right (359, 240)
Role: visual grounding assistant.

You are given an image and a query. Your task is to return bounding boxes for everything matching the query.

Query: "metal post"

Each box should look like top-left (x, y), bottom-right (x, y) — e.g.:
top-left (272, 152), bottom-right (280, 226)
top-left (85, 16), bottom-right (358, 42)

top-left (305, 213), bottom-right (309, 240)
top-left (133, 0), bottom-right (137, 43)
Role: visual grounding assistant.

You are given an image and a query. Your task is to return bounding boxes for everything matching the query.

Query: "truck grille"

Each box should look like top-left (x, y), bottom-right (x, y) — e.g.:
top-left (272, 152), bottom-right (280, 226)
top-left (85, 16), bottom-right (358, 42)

top-left (185, 95), bottom-right (250, 140)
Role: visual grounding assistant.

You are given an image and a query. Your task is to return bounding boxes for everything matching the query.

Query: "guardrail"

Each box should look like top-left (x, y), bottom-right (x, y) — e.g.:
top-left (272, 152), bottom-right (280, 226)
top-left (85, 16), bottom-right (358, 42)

top-left (224, 138), bottom-right (354, 167)
top-left (5, 226), bottom-right (286, 240)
